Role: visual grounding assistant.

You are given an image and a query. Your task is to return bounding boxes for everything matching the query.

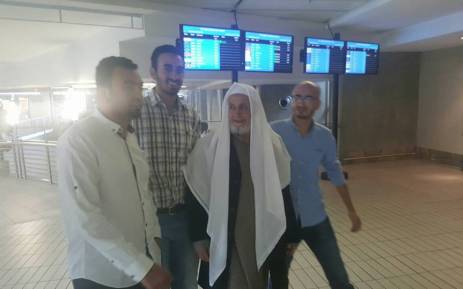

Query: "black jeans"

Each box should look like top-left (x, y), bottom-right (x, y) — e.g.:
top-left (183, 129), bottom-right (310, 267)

top-left (72, 279), bottom-right (144, 289)
top-left (267, 236), bottom-right (290, 289)
top-left (268, 218), bottom-right (353, 289)
top-left (299, 218), bottom-right (354, 289)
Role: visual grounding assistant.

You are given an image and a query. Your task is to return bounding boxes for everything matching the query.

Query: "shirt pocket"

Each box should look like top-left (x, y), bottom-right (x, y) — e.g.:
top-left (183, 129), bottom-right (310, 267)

top-left (177, 125), bottom-right (193, 163)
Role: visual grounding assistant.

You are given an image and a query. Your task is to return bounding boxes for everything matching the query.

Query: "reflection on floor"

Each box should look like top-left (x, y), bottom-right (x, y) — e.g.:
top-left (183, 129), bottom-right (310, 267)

top-left (1, 159), bottom-right (462, 289)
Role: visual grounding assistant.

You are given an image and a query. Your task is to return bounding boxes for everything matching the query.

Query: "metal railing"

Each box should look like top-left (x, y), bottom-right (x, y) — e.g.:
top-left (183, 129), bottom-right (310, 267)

top-left (0, 140), bottom-right (57, 184)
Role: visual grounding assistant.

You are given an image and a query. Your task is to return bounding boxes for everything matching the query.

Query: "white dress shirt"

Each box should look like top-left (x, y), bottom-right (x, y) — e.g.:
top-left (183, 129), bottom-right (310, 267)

top-left (57, 110), bottom-right (161, 288)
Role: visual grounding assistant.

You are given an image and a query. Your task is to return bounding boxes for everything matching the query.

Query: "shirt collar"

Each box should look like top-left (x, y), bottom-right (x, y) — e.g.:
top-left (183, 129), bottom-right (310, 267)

top-left (288, 117), bottom-right (315, 134)
top-left (149, 88), bottom-right (185, 112)
top-left (148, 88), bottom-right (161, 106)
top-left (94, 109), bottom-right (135, 136)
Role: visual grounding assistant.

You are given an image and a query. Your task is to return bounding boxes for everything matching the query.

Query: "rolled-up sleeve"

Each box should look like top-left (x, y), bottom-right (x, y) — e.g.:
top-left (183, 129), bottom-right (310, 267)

top-left (57, 133), bottom-right (153, 282)
top-left (321, 133), bottom-right (346, 187)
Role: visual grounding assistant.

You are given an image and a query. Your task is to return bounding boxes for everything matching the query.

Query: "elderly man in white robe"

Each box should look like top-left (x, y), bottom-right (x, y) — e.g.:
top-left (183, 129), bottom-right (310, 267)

top-left (183, 83), bottom-right (299, 289)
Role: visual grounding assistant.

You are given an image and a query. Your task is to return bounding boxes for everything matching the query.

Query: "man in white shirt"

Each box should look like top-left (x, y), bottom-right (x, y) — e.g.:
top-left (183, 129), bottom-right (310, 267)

top-left (57, 56), bottom-right (171, 289)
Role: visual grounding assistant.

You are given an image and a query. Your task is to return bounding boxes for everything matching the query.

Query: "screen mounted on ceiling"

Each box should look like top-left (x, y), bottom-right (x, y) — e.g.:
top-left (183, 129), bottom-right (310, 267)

top-left (180, 24), bottom-right (244, 71)
top-left (345, 41), bottom-right (380, 75)
top-left (244, 31), bottom-right (293, 73)
top-left (304, 37), bottom-right (346, 74)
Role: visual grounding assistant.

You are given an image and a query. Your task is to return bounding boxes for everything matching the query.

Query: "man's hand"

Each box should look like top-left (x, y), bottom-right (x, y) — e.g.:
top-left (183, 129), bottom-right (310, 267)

top-left (335, 185), bottom-right (361, 233)
top-left (287, 243), bottom-right (299, 256)
top-left (194, 241), bottom-right (210, 262)
top-left (348, 211), bottom-right (362, 232)
top-left (141, 263), bottom-right (172, 289)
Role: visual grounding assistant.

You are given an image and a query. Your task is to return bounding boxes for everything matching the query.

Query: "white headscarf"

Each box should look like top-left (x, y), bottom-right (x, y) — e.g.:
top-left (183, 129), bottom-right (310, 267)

top-left (183, 83), bottom-right (291, 286)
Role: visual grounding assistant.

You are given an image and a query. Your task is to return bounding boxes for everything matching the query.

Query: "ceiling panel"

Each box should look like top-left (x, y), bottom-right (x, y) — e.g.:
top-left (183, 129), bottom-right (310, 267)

top-left (147, 0), bottom-right (370, 22)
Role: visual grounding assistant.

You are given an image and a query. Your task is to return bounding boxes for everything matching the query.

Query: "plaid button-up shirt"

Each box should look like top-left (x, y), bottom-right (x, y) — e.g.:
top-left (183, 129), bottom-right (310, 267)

top-left (134, 90), bottom-right (201, 209)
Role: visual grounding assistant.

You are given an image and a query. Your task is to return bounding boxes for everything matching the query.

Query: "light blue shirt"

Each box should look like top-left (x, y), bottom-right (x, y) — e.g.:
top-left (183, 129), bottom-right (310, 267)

top-left (271, 118), bottom-right (345, 227)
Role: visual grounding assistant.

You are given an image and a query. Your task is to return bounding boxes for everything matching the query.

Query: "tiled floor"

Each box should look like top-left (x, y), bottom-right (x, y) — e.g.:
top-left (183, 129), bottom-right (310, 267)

top-left (1, 159), bottom-right (462, 289)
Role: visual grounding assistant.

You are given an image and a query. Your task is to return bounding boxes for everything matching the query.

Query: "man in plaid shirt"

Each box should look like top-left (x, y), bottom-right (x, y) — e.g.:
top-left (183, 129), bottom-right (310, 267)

top-left (134, 45), bottom-right (201, 289)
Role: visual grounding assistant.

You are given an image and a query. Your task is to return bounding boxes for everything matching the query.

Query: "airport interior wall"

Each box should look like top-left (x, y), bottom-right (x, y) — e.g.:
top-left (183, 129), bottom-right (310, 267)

top-left (418, 46), bottom-right (463, 157)
top-left (0, 28), bottom-right (144, 88)
top-left (339, 52), bottom-right (421, 160)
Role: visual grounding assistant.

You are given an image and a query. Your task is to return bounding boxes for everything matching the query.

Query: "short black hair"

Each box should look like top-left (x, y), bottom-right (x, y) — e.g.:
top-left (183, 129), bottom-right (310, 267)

top-left (95, 56), bottom-right (138, 88)
top-left (150, 44), bottom-right (182, 70)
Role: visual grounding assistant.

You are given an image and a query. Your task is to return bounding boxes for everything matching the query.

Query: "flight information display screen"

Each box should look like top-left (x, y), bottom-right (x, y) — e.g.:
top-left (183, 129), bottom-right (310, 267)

top-left (180, 24), bottom-right (243, 71)
top-left (345, 41), bottom-right (380, 74)
top-left (244, 31), bottom-right (293, 73)
top-left (304, 37), bottom-right (346, 74)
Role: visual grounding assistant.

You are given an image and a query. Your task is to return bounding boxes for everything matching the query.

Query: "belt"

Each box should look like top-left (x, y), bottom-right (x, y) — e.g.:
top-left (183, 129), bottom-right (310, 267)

top-left (156, 204), bottom-right (187, 215)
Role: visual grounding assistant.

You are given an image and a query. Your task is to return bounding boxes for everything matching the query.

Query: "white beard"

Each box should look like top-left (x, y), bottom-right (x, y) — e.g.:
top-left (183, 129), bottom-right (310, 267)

top-left (230, 124), bottom-right (250, 135)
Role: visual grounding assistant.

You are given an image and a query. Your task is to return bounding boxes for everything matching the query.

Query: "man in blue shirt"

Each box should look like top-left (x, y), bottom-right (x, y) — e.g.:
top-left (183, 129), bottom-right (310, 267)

top-left (271, 81), bottom-right (361, 289)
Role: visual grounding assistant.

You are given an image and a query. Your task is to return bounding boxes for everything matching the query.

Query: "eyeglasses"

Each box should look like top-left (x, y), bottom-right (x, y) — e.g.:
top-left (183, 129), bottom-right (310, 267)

top-left (291, 94), bottom-right (318, 102)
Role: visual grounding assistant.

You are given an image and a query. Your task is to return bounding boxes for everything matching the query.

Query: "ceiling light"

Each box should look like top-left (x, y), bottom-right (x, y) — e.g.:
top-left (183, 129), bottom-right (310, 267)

top-left (0, 92), bottom-right (41, 96)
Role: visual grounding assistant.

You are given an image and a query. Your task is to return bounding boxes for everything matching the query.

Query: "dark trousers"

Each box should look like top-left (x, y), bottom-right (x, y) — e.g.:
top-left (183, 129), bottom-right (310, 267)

top-left (300, 218), bottom-right (354, 289)
top-left (72, 279), bottom-right (144, 289)
top-left (267, 236), bottom-right (290, 289)
top-left (268, 218), bottom-right (353, 289)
